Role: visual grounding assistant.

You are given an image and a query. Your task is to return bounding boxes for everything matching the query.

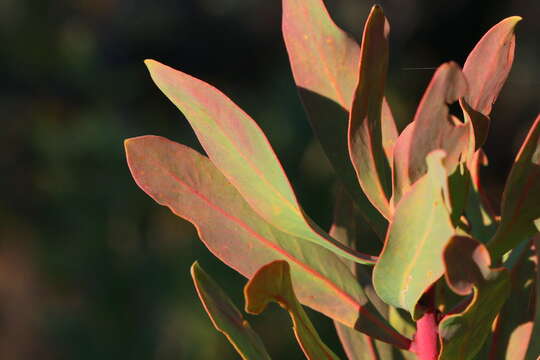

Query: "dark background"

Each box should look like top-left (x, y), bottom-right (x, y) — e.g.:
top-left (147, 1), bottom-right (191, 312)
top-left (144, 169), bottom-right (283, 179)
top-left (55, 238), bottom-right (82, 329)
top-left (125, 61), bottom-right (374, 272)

top-left (1, 0), bottom-right (538, 359)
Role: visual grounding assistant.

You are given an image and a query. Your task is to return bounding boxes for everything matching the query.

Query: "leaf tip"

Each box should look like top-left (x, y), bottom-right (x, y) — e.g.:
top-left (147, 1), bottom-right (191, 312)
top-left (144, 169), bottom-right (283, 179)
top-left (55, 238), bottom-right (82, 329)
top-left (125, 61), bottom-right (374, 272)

top-left (190, 260), bottom-right (201, 278)
top-left (505, 15), bottom-right (523, 26)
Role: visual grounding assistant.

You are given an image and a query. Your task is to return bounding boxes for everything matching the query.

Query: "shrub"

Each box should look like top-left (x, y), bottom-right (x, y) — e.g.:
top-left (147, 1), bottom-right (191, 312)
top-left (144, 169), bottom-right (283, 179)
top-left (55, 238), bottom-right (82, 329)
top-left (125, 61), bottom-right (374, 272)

top-left (125, 2), bottom-right (539, 359)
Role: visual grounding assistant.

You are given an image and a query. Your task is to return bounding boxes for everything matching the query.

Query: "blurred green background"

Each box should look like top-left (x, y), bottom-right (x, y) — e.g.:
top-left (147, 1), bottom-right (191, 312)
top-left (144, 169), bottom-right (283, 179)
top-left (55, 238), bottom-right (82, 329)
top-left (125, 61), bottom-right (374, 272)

top-left (1, 0), bottom-right (538, 359)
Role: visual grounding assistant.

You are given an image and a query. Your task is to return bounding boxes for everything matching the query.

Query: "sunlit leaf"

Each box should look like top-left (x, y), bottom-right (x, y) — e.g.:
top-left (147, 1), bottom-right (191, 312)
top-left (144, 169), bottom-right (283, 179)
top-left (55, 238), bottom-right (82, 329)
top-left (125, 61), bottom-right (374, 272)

top-left (374, 151), bottom-right (455, 318)
top-left (348, 5), bottom-right (392, 218)
top-left (282, 0), bottom-right (399, 237)
top-left (190, 261), bottom-right (271, 360)
top-left (461, 16), bottom-right (521, 148)
top-left (439, 236), bottom-right (510, 360)
top-left (392, 62), bottom-right (470, 205)
top-left (244, 260), bottom-right (340, 360)
top-left (144, 59), bottom-right (376, 264)
top-left (125, 135), bottom-right (410, 347)
top-left (488, 114), bottom-right (540, 259)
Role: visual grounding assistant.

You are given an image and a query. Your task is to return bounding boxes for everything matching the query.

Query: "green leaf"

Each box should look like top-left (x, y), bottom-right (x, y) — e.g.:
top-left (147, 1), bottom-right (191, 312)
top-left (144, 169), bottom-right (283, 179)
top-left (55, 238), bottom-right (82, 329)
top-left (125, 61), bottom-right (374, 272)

top-left (392, 62), bottom-right (470, 205)
top-left (190, 261), bottom-right (271, 360)
top-left (488, 242), bottom-right (536, 360)
top-left (348, 5), bottom-right (392, 218)
top-left (465, 150), bottom-right (498, 243)
top-left (439, 235), bottom-right (510, 360)
top-left (282, 0), bottom-right (398, 238)
top-left (461, 16), bottom-right (521, 147)
top-left (125, 135), bottom-right (410, 348)
top-left (144, 59), bottom-right (375, 264)
top-left (488, 114), bottom-right (540, 259)
top-left (374, 151), bottom-right (455, 318)
top-left (244, 260), bottom-right (341, 360)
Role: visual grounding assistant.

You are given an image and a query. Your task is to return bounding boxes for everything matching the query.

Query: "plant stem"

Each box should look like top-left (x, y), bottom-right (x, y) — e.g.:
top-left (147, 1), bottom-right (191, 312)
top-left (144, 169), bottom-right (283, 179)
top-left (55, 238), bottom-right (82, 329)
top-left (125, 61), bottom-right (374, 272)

top-left (411, 311), bottom-right (439, 360)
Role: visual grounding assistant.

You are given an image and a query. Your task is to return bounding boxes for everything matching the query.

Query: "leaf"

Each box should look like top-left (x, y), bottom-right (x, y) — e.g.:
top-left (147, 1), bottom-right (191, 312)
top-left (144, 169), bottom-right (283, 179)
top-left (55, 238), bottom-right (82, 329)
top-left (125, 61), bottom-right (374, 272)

top-left (392, 62), bottom-right (470, 205)
top-left (244, 260), bottom-right (341, 360)
top-left (488, 114), bottom-right (540, 259)
top-left (125, 135), bottom-right (410, 348)
top-left (348, 5), bottom-right (392, 218)
top-left (525, 235), bottom-right (540, 360)
top-left (465, 150), bottom-right (498, 243)
top-left (374, 151), bottom-right (455, 319)
top-left (461, 16), bottom-right (521, 147)
top-left (488, 241), bottom-right (536, 360)
top-left (329, 189), bottom-right (397, 360)
top-left (282, 0), bottom-right (398, 238)
top-left (190, 261), bottom-right (271, 360)
top-left (144, 59), bottom-right (376, 264)
top-left (438, 236), bottom-right (510, 360)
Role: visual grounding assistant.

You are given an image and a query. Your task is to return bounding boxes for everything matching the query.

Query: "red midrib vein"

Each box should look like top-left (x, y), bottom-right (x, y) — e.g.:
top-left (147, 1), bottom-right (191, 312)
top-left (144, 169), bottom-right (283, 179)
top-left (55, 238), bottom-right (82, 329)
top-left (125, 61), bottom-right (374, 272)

top-left (136, 157), bottom-right (409, 347)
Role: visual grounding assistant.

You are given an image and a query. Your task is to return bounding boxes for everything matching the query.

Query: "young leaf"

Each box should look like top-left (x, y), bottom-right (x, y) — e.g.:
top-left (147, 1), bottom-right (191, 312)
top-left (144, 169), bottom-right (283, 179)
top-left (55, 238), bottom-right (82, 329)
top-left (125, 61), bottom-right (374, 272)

top-left (374, 151), bottom-right (455, 319)
top-left (190, 261), bottom-right (271, 360)
top-left (488, 114), bottom-right (540, 259)
top-left (348, 5), bottom-right (392, 218)
top-left (439, 236), bottom-right (510, 360)
top-left (144, 59), bottom-right (375, 264)
top-left (125, 136), bottom-right (410, 348)
top-left (282, 0), bottom-right (398, 237)
top-left (392, 62), bottom-right (470, 205)
top-left (461, 16), bottom-right (521, 147)
top-left (244, 260), bottom-right (340, 360)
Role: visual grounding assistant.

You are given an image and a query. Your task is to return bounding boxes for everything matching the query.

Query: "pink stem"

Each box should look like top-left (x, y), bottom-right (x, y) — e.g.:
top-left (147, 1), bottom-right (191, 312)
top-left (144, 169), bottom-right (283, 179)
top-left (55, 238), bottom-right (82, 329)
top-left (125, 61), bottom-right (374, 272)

top-left (411, 311), bottom-right (439, 360)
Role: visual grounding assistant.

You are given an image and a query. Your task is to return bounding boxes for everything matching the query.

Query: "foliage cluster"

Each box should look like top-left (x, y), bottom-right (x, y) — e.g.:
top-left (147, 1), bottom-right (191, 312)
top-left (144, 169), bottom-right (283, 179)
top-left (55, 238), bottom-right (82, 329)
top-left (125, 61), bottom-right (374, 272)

top-left (125, 1), bottom-right (539, 359)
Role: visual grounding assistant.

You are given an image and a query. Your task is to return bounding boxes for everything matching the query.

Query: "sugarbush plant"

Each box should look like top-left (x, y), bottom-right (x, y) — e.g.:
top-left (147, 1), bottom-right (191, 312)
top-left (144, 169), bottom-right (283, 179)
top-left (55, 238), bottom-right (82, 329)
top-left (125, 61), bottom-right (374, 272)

top-left (125, 2), bottom-right (540, 359)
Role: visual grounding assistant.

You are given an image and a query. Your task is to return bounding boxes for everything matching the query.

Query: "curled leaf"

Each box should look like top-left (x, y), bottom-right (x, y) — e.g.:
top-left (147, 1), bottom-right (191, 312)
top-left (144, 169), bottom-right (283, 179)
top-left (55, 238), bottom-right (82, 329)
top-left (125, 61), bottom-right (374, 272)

top-left (348, 5), bottom-right (392, 219)
top-left (392, 62), bottom-right (470, 205)
top-left (244, 260), bottom-right (340, 360)
top-left (439, 236), bottom-right (510, 360)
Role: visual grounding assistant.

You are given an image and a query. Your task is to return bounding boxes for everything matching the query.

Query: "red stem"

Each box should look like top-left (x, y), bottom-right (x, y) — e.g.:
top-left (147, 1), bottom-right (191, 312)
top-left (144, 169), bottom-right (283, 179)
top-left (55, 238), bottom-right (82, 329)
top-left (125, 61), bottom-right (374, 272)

top-left (411, 311), bottom-right (439, 360)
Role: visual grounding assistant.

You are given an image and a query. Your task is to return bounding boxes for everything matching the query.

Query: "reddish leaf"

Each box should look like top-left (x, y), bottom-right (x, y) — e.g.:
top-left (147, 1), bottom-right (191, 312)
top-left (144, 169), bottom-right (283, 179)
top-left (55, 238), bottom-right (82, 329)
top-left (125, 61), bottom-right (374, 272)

top-left (125, 135), bottom-right (410, 347)
top-left (488, 114), bottom-right (540, 259)
top-left (144, 59), bottom-right (375, 264)
top-left (392, 62), bottom-right (470, 205)
top-left (282, 0), bottom-right (398, 237)
top-left (244, 261), bottom-right (340, 360)
top-left (348, 5), bottom-right (392, 218)
top-left (463, 16), bottom-right (521, 112)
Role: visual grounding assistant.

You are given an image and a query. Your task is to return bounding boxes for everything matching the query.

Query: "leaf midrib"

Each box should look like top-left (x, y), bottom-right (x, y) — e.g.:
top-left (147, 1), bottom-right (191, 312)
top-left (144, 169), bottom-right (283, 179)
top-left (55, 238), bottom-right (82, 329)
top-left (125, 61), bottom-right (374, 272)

top-left (142, 154), bottom-right (403, 339)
